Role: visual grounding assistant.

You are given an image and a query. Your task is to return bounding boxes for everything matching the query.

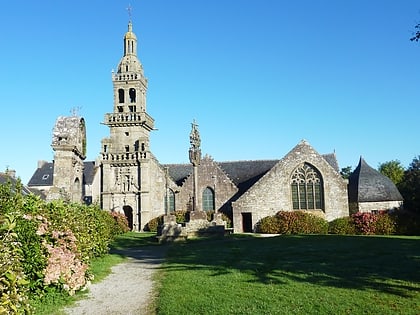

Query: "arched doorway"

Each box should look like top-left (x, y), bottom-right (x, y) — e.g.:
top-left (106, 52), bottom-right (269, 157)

top-left (123, 205), bottom-right (133, 230)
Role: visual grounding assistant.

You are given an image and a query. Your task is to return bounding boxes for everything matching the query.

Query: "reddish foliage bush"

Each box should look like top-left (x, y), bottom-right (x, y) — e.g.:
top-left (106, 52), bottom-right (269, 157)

top-left (109, 212), bottom-right (130, 233)
top-left (351, 212), bottom-right (378, 235)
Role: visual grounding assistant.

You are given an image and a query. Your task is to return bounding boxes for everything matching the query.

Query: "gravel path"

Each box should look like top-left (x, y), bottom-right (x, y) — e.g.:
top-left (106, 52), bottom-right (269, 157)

top-left (63, 246), bottom-right (166, 315)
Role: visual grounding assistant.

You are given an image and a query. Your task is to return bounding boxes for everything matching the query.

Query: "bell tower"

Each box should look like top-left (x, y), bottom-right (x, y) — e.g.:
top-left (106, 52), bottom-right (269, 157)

top-left (100, 19), bottom-right (155, 231)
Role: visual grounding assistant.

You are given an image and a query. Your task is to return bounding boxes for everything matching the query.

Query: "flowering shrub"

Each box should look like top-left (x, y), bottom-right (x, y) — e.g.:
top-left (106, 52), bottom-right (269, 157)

top-left (42, 230), bottom-right (88, 295)
top-left (110, 211), bottom-right (130, 233)
top-left (351, 212), bottom-right (379, 235)
top-left (0, 182), bottom-right (128, 313)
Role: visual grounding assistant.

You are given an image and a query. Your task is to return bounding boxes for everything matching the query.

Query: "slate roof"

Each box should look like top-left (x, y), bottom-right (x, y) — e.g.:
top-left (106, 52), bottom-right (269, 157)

top-left (28, 162), bottom-right (54, 186)
top-left (348, 157), bottom-right (403, 203)
top-left (27, 161), bottom-right (96, 187)
top-left (322, 153), bottom-right (340, 173)
top-left (164, 153), bottom-right (339, 195)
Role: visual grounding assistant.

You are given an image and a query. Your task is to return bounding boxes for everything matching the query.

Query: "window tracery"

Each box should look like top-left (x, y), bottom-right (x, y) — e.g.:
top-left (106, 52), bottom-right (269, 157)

top-left (291, 163), bottom-right (324, 210)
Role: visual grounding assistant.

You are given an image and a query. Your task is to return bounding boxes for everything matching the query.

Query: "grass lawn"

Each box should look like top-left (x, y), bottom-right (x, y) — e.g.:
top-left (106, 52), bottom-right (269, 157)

top-left (156, 234), bottom-right (420, 315)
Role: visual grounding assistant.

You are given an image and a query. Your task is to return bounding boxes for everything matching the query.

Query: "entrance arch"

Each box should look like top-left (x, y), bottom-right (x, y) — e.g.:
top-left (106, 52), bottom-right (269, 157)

top-left (123, 205), bottom-right (134, 230)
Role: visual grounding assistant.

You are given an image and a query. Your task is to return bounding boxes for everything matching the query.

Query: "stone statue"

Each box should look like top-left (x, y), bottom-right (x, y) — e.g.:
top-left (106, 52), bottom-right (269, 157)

top-left (189, 120), bottom-right (201, 167)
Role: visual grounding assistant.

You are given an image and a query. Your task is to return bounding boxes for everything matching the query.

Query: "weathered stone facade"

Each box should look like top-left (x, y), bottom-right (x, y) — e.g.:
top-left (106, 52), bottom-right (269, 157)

top-left (32, 20), bottom-right (411, 234)
top-left (172, 156), bottom-right (239, 213)
top-left (47, 116), bottom-right (86, 203)
top-left (232, 140), bottom-right (349, 233)
top-left (99, 21), bottom-right (168, 231)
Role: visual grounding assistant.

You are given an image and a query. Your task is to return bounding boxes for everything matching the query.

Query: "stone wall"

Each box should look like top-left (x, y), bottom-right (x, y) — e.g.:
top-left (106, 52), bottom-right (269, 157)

top-left (174, 156), bottom-right (238, 213)
top-left (232, 141), bottom-right (349, 233)
top-left (355, 200), bottom-right (402, 213)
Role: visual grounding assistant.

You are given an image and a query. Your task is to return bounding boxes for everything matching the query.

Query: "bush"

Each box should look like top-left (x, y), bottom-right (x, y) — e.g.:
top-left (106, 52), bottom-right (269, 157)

top-left (0, 182), bottom-right (127, 311)
top-left (374, 212), bottom-right (396, 235)
top-left (351, 212), bottom-right (379, 235)
top-left (172, 210), bottom-right (188, 223)
top-left (145, 215), bottom-right (164, 232)
top-left (276, 211), bottom-right (328, 235)
top-left (255, 215), bottom-right (281, 234)
top-left (393, 210), bottom-right (420, 235)
top-left (0, 214), bottom-right (31, 314)
top-left (109, 211), bottom-right (130, 234)
top-left (256, 211), bottom-right (328, 235)
top-left (328, 217), bottom-right (356, 235)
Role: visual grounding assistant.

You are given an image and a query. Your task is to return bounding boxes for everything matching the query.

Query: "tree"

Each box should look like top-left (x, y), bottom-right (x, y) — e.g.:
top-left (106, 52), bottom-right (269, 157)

top-left (410, 23), bottom-right (420, 42)
top-left (398, 156), bottom-right (420, 213)
top-left (340, 166), bottom-right (352, 179)
top-left (378, 160), bottom-right (405, 185)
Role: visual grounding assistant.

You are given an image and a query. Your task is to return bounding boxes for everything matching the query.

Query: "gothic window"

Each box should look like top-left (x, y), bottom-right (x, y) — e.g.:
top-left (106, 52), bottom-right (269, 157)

top-left (129, 88), bottom-right (136, 103)
top-left (291, 163), bottom-right (324, 211)
top-left (118, 89), bottom-right (124, 103)
top-left (202, 187), bottom-right (215, 211)
top-left (165, 189), bottom-right (175, 213)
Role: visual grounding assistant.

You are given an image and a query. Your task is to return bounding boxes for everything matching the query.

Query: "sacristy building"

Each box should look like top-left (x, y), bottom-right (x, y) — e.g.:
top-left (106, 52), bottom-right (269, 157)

top-left (27, 21), bottom-right (402, 232)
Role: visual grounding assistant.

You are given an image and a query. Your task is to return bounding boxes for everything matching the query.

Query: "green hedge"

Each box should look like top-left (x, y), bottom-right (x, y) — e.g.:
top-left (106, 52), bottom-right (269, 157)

top-left (0, 181), bottom-right (129, 313)
top-left (256, 211), bottom-right (328, 234)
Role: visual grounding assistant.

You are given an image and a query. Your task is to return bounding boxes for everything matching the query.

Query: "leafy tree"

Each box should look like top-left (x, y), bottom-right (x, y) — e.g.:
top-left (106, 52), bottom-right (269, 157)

top-left (378, 160), bottom-right (405, 185)
top-left (398, 156), bottom-right (420, 213)
top-left (410, 23), bottom-right (420, 42)
top-left (340, 166), bottom-right (352, 179)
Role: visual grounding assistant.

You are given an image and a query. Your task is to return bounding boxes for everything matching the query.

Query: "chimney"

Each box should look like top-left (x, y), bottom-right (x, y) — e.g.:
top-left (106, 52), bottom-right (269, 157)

top-left (38, 160), bottom-right (48, 169)
top-left (5, 169), bottom-right (16, 179)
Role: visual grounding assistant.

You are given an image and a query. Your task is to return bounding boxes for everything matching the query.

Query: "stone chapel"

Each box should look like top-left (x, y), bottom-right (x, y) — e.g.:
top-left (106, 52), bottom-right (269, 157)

top-left (28, 20), bottom-right (402, 232)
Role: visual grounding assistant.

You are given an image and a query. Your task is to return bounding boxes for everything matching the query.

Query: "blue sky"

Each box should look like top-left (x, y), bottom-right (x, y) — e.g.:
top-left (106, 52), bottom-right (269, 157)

top-left (1, 1), bottom-right (419, 184)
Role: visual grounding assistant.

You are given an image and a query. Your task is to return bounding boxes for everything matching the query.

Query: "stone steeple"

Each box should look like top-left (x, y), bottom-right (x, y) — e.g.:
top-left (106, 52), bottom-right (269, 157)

top-left (100, 20), bottom-right (156, 231)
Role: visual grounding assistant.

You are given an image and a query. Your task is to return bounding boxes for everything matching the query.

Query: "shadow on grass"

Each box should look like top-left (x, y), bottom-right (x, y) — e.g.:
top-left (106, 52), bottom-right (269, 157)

top-left (109, 231), bottom-right (168, 266)
top-left (158, 234), bottom-right (420, 298)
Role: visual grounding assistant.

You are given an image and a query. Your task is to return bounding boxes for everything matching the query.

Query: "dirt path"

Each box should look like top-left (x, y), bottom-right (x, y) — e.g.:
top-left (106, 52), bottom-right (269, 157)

top-left (63, 246), bottom-right (166, 315)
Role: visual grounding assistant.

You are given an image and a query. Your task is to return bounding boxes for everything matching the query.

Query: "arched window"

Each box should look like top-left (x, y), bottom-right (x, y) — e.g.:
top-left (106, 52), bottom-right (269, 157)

top-left (118, 89), bottom-right (124, 103)
top-left (291, 163), bottom-right (324, 210)
top-left (165, 189), bottom-right (175, 213)
top-left (129, 88), bottom-right (136, 103)
top-left (202, 187), bottom-right (215, 211)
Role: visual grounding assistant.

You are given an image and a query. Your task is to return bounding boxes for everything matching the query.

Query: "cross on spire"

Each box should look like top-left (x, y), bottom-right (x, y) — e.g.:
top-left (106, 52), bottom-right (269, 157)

top-left (127, 3), bottom-right (133, 22)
